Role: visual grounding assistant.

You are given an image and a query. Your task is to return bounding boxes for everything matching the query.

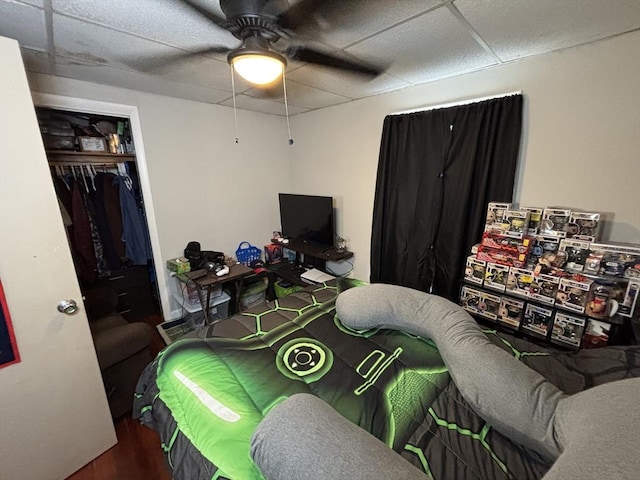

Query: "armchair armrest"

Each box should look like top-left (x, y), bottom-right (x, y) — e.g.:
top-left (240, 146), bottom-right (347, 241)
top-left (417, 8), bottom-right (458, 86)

top-left (92, 322), bottom-right (152, 371)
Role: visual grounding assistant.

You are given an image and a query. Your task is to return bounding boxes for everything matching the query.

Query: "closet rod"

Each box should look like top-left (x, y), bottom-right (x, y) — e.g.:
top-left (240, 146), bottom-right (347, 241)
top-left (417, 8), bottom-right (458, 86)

top-left (49, 161), bottom-right (123, 167)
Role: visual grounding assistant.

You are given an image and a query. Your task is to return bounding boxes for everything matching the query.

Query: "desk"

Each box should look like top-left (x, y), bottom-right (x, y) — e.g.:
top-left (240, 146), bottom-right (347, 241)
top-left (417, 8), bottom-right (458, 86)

top-left (266, 261), bottom-right (308, 287)
top-left (186, 263), bottom-right (253, 322)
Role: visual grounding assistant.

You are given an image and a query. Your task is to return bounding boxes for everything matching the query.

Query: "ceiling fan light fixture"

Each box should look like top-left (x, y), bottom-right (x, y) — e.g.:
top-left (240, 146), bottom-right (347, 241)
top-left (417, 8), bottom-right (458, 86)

top-left (231, 53), bottom-right (285, 85)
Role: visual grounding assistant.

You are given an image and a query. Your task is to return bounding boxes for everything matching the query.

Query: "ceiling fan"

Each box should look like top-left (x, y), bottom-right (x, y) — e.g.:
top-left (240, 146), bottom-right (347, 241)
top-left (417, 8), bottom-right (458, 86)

top-left (178, 0), bottom-right (385, 86)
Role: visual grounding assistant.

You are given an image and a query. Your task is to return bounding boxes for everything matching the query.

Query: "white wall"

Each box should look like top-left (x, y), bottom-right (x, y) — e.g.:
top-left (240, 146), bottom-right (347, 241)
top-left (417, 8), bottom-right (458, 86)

top-left (26, 31), bottom-right (640, 297)
top-left (290, 31), bottom-right (640, 282)
top-left (27, 74), bottom-right (292, 317)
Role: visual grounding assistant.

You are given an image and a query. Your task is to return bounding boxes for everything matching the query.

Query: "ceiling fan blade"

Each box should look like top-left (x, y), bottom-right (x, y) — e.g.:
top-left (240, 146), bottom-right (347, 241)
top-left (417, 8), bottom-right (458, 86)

top-left (277, 0), bottom-right (327, 30)
top-left (122, 45), bottom-right (231, 73)
top-left (180, 0), bottom-right (229, 29)
top-left (286, 45), bottom-right (384, 76)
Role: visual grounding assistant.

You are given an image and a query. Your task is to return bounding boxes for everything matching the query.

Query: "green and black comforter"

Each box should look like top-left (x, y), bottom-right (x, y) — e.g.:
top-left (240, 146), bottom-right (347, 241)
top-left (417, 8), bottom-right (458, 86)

top-left (134, 279), bottom-right (640, 479)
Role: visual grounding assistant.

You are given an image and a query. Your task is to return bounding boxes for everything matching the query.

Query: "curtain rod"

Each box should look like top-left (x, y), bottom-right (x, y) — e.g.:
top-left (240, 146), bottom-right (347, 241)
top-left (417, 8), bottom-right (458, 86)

top-left (391, 90), bottom-right (523, 116)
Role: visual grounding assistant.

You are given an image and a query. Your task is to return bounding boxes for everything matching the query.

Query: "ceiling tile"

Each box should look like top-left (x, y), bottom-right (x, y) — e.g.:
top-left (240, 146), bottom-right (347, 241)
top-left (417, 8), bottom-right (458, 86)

top-left (20, 47), bottom-right (54, 74)
top-left (286, 67), bottom-right (411, 100)
top-left (0, 0), bottom-right (48, 51)
top-left (220, 94), bottom-right (309, 116)
top-left (53, 54), bottom-right (233, 104)
top-left (293, 0), bottom-right (445, 48)
top-left (11, 0), bottom-right (44, 7)
top-left (52, 13), bottom-right (232, 90)
top-left (52, 0), bottom-right (236, 55)
top-left (346, 5), bottom-right (498, 86)
top-left (244, 80), bottom-right (352, 110)
top-left (455, 0), bottom-right (640, 61)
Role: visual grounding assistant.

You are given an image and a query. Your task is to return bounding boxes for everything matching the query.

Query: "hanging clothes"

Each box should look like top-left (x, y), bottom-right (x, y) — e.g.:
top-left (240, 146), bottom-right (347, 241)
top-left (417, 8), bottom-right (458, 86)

top-left (115, 175), bottom-right (152, 265)
top-left (52, 163), bottom-right (152, 274)
top-left (100, 172), bottom-right (126, 259)
top-left (84, 189), bottom-right (111, 279)
top-left (88, 172), bottom-right (122, 270)
top-left (71, 180), bottom-right (97, 282)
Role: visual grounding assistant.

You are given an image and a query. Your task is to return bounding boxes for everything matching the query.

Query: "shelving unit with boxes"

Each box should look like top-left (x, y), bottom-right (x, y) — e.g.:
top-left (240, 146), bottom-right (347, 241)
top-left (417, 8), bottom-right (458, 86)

top-left (460, 202), bottom-right (640, 349)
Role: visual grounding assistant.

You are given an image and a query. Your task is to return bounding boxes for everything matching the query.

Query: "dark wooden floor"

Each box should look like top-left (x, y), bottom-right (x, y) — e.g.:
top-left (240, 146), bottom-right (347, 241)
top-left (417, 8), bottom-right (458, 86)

top-left (67, 414), bottom-right (172, 480)
top-left (67, 312), bottom-right (171, 480)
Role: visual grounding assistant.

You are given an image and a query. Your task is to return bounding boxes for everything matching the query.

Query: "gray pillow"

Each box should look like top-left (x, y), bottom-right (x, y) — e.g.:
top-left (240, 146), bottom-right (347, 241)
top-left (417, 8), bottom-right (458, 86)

top-left (336, 284), bottom-right (640, 480)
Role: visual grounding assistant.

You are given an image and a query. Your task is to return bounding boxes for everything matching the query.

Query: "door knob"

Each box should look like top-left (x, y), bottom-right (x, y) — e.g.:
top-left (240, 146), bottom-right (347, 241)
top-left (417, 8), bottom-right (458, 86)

top-left (57, 299), bottom-right (78, 315)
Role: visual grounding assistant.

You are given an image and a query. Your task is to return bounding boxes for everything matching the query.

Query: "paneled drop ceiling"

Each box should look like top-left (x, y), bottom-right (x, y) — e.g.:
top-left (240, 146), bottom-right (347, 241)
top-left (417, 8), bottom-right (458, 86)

top-left (1, 0), bottom-right (639, 116)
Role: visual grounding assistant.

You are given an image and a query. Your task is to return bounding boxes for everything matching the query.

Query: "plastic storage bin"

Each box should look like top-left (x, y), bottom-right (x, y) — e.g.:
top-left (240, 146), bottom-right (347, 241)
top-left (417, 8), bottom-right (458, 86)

top-left (207, 292), bottom-right (231, 321)
top-left (174, 275), bottom-right (222, 308)
top-left (156, 317), bottom-right (192, 345)
top-left (173, 290), bottom-right (231, 323)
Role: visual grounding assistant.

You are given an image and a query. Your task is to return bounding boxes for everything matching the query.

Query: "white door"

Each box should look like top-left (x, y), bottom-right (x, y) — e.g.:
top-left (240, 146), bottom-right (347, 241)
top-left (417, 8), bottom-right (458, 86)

top-left (0, 36), bottom-right (116, 480)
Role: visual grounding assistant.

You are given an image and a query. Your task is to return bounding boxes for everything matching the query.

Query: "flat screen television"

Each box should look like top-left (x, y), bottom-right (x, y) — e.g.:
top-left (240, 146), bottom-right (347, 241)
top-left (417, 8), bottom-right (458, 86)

top-left (278, 193), bottom-right (335, 248)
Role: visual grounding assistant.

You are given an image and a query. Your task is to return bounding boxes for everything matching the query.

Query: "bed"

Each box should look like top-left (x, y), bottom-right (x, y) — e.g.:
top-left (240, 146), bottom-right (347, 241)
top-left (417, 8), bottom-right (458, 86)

top-left (134, 279), bottom-right (640, 480)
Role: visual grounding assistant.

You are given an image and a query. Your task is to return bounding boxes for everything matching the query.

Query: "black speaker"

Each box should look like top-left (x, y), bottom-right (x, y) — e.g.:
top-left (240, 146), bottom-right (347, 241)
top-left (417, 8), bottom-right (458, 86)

top-left (202, 250), bottom-right (225, 266)
top-left (184, 242), bottom-right (225, 271)
top-left (184, 241), bottom-right (203, 269)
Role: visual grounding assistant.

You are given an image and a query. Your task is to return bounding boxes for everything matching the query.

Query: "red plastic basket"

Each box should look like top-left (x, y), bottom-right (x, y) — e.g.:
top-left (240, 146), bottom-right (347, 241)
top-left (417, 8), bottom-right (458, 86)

top-left (235, 241), bottom-right (262, 266)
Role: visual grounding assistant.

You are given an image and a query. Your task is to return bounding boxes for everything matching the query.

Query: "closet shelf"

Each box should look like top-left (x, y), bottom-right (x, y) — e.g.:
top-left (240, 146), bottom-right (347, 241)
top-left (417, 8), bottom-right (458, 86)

top-left (47, 150), bottom-right (134, 165)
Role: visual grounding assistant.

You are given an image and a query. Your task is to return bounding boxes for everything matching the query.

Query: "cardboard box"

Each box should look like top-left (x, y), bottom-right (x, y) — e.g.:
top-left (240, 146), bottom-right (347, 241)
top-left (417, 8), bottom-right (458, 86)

top-left (167, 257), bottom-right (191, 274)
top-left (484, 262), bottom-right (510, 291)
top-left (619, 280), bottom-right (640, 318)
top-left (460, 286), bottom-right (483, 315)
top-left (582, 319), bottom-right (611, 349)
top-left (558, 238), bottom-right (591, 273)
top-left (541, 208), bottom-right (572, 237)
top-left (501, 210), bottom-right (530, 238)
top-left (523, 303), bottom-right (554, 338)
top-left (529, 273), bottom-right (559, 305)
top-left (464, 256), bottom-right (486, 285)
top-left (498, 296), bottom-right (525, 329)
top-left (485, 202), bottom-right (512, 227)
top-left (556, 277), bottom-right (593, 313)
top-left (480, 232), bottom-right (534, 254)
top-left (506, 267), bottom-right (535, 297)
top-left (587, 242), bottom-right (640, 278)
top-left (567, 212), bottom-right (601, 241)
top-left (264, 244), bottom-right (283, 264)
top-left (477, 246), bottom-right (527, 268)
top-left (521, 206), bottom-right (544, 235)
top-left (551, 312), bottom-right (586, 348)
top-left (477, 291), bottom-right (501, 321)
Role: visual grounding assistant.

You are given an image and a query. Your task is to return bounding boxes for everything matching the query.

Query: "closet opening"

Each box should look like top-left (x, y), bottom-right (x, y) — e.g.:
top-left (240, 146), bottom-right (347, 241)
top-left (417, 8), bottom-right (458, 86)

top-left (36, 106), bottom-right (161, 327)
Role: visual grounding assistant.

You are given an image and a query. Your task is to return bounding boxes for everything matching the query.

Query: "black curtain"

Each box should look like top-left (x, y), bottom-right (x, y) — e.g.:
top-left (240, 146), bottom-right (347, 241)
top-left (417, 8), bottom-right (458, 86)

top-left (370, 94), bottom-right (523, 301)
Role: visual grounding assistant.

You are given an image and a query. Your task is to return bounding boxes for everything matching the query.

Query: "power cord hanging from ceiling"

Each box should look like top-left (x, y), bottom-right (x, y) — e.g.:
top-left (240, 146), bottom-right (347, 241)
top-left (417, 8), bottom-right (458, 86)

top-left (282, 71), bottom-right (294, 145)
top-left (229, 65), bottom-right (293, 146)
top-left (230, 64), bottom-right (239, 144)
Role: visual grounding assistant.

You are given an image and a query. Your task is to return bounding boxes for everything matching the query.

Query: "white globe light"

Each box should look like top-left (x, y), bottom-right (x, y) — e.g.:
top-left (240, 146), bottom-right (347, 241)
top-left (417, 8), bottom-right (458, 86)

top-left (232, 54), bottom-right (284, 85)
